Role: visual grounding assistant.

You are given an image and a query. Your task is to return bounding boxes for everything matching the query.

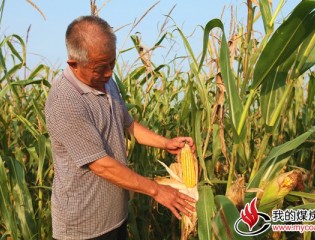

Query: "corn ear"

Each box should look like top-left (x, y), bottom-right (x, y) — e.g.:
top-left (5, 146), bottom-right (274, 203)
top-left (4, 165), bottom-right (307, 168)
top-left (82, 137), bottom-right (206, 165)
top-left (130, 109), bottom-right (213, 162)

top-left (258, 170), bottom-right (301, 213)
top-left (180, 144), bottom-right (197, 188)
top-left (155, 143), bottom-right (199, 240)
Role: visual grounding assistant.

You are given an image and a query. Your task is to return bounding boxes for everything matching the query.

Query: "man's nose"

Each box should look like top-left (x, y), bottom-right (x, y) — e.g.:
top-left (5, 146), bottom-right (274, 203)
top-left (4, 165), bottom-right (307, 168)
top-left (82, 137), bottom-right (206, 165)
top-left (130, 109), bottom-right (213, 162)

top-left (103, 66), bottom-right (114, 78)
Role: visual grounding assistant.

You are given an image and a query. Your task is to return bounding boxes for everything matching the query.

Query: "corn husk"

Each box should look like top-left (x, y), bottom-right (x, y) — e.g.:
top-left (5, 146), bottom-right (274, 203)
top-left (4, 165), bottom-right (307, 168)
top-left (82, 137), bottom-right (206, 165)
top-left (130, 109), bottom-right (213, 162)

top-left (155, 144), bottom-right (199, 240)
top-left (226, 175), bottom-right (245, 209)
top-left (258, 170), bottom-right (301, 213)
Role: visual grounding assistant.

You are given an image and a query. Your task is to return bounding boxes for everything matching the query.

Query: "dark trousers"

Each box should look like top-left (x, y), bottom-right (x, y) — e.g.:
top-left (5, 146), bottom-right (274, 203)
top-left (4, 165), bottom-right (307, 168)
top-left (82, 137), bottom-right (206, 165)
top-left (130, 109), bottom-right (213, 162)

top-left (53, 220), bottom-right (128, 240)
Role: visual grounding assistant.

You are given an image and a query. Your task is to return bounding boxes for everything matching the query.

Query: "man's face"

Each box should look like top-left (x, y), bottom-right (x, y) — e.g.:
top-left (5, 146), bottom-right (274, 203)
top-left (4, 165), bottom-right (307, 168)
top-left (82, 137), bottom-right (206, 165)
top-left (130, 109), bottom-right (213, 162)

top-left (70, 49), bottom-right (116, 91)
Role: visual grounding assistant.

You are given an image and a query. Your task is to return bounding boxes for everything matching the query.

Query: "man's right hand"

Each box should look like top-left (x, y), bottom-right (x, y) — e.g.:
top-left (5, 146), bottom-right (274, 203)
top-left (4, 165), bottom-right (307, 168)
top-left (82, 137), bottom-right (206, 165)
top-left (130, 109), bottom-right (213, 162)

top-left (151, 182), bottom-right (196, 220)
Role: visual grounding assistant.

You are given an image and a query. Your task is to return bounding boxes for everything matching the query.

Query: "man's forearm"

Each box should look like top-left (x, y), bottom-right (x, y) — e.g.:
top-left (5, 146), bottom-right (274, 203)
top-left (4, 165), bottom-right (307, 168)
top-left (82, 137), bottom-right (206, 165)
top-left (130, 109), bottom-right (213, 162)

top-left (89, 155), bottom-right (158, 196)
top-left (89, 155), bottom-right (196, 220)
top-left (127, 121), bottom-right (168, 149)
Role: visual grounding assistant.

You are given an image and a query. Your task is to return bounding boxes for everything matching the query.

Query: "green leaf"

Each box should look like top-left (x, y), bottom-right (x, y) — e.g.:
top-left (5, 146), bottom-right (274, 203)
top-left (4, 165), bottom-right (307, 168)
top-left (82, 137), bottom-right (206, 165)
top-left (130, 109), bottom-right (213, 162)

top-left (252, 0), bottom-right (315, 90)
top-left (260, 66), bottom-right (287, 126)
top-left (0, 0), bottom-right (5, 26)
top-left (153, 32), bottom-right (168, 48)
top-left (36, 135), bottom-right (47, 184)
top-left (31, 98), bottom-right (46, 129)
top-left (10, 78), bottom-right (46, 86)
top-left (263, 126), bottom-right (315, 164)
top-left (7, 40), bottom-right (23, 63)
top-left (212, 195), bottom-right (248, 240)
top-left (176, 27), bottom-right (198, 71)
top-left (246, 127), bottom-right (315, 202)
top-left (200, 18), bottom-right (244, 140)
top-left (293, 30), bottom-right (315, 78)
top-left (196, 184), bottom-right (215, 240)
top-left (177, 24), bottom-right (214, 158)
top-left (194, 109), bottom-right (210, 182)
top-left (212, 124), bottom-right (222, 164)
top-left (0, 84), bottom-right (9, 98)
top-left (5, 157), bottom-right (37, 238)
top-left (0, 233), bottom-right (10, 240)
top-left (28, 64), bottom-right (46, 79)
top-left (307, 74), bottom-right (315, 107)
top-left (128, 66), bottom-right (147, 80)
top-left (113, 73), bottom-right (127, 100)
top-left (128, 201), bottom-right (141, 240)
top-left (288, 191), bottom-right (315, 201)
top-left (259, 0), bottom-right (273, 34)
top-left (0, 156), bottom-right (19, 239)
top-left (5, 34), bottom-right (26, 65)
top-left (290, 202), bottom-right (315, 210)
top-left (15, 114), bottom-right (40, 138)
top-left (0, 63), bottom-right (23, 82)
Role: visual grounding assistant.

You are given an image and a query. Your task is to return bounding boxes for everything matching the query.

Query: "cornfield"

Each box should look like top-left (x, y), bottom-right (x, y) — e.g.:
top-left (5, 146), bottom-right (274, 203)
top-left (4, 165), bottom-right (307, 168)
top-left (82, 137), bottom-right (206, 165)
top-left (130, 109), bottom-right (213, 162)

top-left (0, 0), bottom-right (315, 239)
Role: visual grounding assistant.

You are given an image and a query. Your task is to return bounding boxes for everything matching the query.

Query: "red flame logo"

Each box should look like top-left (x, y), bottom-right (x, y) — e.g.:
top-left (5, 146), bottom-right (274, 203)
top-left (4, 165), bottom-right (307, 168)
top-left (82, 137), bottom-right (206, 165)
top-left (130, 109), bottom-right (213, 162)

top-left (240, 198), bottom-right (259, 231)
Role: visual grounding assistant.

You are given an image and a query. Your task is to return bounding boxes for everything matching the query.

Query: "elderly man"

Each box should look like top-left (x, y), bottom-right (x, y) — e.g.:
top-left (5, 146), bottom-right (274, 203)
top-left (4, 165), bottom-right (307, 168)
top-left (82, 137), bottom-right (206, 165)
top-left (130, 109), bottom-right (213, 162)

top-left (45, 15), bottom-right (196, 240)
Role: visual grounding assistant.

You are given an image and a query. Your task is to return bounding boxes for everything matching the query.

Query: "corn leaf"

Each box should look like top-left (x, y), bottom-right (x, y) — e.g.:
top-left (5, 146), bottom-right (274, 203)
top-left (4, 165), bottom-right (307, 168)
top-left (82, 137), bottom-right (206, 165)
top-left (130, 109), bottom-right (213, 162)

top-left (0, 84), bottom-right (9, 98)
top-left (28, 64), bottom-right (46, 79)
top-left (36, 134), bottom-right (47, 184)
top-left (5, 157), bottom-right (37, 239)
top-left (113, 72), bottom-right (127, 100)
top-left (212, 195), bottom-right (248, 240)
top-left (246, 127), bottom-right (315, 203)
top-left (177, 26), bottom-right (212, 136)
top-left (200, 18), bottom-right (244, 140)
top-left (252, 0), bottom-right (315, 90)
top-left (291, 203), bottom-right (315, 210)
top-left (128, 201), bottom-right (141, 240)
top-left (262, 126), bottom-right (315, 165)
top-left (237, 0), bottom-right (315, 134)
top-left (196, 184), bottom-right (215, 240)
top-left (288, 191), bottom-right (315, 201)
top-left (293, 30), bottom-right (315, 78)
top-left (0, 156), bottom-right (19, 239)
top-left (10, 78), bottom-right (45, 86)
top-left (194, 109), bottom-right (209, 182)
top-left (1, 34), bottom-right (26, 66)
top-left (0, 0), bottom-right (5, 25)
top-left (176, 28), bottom-right (198, 71)
top-left (6, 38), bottom-right (23, 64)
top-left (15, 114), bottom-right (40, 138)
top-left (212, 124), bottom-right (222, 164)
top-left (260, 66), bottom-right (287, 127)
top-left (0, 234), bottom-right (10, 240)
top-left (0, 63), bottom-right (23, 82)
top-left (307, 74), bottom-right (315, 107)
top-left (259, 0), bottom-right (273, 34)
top-left (31, 98), bottom-right (45, 128)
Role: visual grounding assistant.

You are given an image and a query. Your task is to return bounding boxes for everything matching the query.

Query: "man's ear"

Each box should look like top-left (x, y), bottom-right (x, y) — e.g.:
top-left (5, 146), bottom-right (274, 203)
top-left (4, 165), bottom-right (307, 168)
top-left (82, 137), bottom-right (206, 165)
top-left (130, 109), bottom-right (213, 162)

top-left (67, 59), bottom-right (77, 69)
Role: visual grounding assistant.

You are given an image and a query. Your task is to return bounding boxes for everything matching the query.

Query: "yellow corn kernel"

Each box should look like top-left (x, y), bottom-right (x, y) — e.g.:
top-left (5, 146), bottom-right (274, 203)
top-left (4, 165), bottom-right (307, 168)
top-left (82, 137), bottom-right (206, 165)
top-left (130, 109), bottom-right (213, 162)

top-left (181, 144), bottom-right (196, 188)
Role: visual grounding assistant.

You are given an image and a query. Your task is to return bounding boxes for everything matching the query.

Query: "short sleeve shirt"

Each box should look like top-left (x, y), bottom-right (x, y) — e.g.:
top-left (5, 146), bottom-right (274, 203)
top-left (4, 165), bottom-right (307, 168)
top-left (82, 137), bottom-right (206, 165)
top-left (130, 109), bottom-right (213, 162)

top-left (45, 66), bottom-right (133, 239)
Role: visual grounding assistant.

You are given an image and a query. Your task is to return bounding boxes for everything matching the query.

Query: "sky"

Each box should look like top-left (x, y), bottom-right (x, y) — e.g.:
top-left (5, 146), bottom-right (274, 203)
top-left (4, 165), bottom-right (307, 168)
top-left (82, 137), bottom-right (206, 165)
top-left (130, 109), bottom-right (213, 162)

top-left (2, 0), bottom-right (300, 70)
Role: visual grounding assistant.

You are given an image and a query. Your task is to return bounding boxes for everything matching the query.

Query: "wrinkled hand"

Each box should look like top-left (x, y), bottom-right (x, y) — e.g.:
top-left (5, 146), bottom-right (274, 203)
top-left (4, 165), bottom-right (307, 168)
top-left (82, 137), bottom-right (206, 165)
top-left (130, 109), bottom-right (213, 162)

top-left (165, 137), bottom-right (195, 155)
top-left (152, 183), bottom-right (196, 220)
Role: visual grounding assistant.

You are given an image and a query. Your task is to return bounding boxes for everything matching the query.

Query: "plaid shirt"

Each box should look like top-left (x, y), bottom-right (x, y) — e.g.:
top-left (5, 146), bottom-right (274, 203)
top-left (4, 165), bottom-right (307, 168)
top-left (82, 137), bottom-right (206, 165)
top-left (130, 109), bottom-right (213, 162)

top-left (45, 66), bottom-right (133, 239)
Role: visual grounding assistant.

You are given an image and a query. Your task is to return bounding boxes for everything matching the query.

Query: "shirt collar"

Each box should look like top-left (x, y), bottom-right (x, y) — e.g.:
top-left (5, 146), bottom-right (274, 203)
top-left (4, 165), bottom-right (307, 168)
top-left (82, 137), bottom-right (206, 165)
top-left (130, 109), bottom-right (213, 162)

top-left (63, 66), bottom-right (108, 96)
